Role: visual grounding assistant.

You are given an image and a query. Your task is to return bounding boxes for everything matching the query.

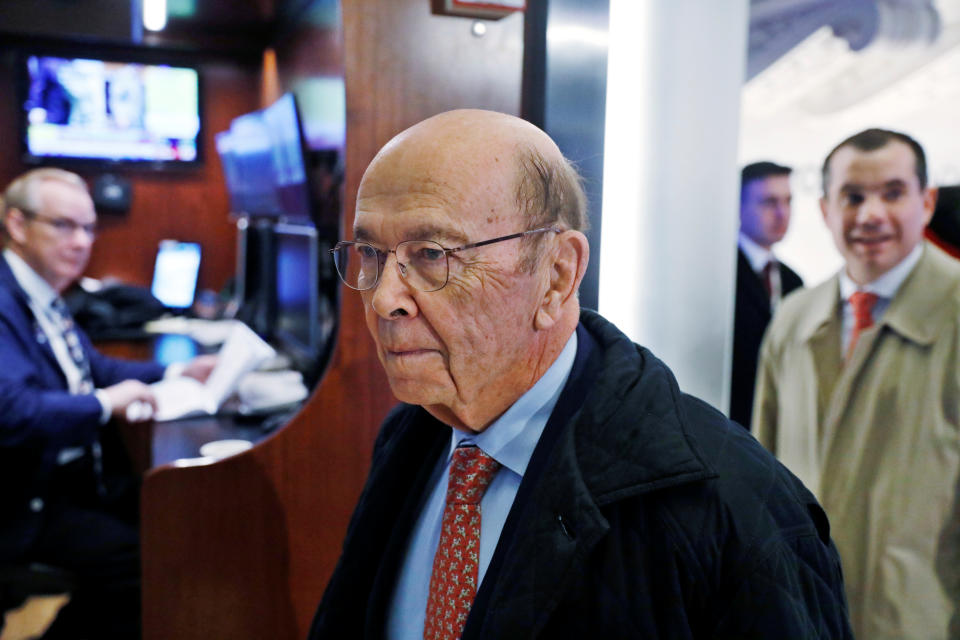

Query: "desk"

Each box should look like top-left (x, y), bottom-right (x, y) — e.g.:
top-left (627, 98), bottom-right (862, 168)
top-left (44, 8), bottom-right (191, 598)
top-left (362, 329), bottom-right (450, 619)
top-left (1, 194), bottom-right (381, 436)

top-left (96, 333), bottom-right (287, 472)
top-left (120, 413), bottom-right (278, 474)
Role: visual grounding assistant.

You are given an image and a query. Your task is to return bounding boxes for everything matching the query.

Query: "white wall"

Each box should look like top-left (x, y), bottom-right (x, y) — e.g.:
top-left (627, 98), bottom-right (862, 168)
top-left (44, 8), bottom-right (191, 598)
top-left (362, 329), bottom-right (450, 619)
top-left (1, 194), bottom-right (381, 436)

top-left (599, 0), bottom-right (749, 411)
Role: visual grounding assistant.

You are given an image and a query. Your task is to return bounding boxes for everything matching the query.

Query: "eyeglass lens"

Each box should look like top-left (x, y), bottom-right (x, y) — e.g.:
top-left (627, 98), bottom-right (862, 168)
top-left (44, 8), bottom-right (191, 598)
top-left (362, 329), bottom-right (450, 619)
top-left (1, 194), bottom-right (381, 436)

top-left (333, 240), bottom-right (450, 292)
top-left (29, 213), bottom-right (97, 237)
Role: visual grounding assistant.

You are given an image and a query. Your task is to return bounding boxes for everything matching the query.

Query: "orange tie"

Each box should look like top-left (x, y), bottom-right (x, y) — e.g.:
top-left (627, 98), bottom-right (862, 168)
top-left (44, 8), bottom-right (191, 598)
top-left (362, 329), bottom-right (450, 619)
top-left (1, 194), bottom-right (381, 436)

top-left (424, 445), bottom-right (500, 640)
top-left (847, 291), bottom-right (879, 360)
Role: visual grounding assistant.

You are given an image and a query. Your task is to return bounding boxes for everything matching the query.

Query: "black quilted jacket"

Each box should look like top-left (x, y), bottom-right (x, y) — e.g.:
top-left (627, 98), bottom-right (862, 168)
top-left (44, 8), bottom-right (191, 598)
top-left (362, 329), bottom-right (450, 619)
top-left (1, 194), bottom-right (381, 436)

top-left (310, 310), bottom-right (853, 639)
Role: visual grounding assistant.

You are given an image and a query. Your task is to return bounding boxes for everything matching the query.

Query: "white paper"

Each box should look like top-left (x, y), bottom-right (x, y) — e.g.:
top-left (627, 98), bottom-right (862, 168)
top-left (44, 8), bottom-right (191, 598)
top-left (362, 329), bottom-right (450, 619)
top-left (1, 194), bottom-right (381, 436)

top-left (151, 321), bottom-right (276, 421)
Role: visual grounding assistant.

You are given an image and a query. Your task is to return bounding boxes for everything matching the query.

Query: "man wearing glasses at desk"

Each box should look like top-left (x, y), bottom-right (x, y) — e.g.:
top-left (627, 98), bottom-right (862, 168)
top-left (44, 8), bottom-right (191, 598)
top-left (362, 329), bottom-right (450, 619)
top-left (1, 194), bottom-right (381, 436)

top-left (310, 110), bottom-right (853, 639)
top-left (0, 168), bottom-right (213, 638)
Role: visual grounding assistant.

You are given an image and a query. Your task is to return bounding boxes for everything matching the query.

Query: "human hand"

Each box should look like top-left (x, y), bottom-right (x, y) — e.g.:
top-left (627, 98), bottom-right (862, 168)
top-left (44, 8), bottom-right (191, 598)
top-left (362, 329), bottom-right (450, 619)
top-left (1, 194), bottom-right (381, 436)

top-left (102, 379), bottom-right (157, 422)
top-left (181, 354), bottom-right (218, 383)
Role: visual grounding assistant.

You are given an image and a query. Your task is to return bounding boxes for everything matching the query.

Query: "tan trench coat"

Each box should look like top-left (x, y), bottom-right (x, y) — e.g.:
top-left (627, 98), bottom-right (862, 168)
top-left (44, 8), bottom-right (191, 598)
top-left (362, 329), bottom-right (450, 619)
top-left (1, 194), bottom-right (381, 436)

top-left (752, 243), bottom-right (960, 640)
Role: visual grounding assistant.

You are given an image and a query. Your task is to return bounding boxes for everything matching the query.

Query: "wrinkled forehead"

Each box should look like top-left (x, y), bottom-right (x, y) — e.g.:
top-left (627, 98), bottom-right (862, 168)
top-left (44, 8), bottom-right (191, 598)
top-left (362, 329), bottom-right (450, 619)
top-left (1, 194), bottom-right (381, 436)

top-left (357, 140), bottom-right (518, 239)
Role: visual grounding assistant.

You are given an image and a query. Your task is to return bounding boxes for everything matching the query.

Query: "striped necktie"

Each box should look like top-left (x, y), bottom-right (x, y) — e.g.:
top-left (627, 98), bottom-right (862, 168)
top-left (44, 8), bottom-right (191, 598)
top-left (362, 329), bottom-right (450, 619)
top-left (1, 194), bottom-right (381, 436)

top-left (50, 297), bottom-right (104, 494)
top-left (50, 297), bottom-right (94, 394)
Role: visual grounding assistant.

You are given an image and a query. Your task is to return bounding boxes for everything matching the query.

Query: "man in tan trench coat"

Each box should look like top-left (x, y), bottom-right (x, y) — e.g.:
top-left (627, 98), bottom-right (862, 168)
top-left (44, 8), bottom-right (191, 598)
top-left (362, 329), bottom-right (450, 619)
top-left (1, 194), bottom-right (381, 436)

top-left (753, 128), bottom-right (960, 640)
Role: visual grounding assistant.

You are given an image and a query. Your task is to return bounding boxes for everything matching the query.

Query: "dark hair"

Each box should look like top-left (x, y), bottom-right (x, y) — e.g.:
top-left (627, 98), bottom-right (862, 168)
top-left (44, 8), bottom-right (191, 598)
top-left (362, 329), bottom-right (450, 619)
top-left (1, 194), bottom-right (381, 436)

top-left (821, 128), bottom-right (927, 195)
top-left (740, 161), bottom-right (792, 200)
top-left (514, 147), bottom-right (588, 271)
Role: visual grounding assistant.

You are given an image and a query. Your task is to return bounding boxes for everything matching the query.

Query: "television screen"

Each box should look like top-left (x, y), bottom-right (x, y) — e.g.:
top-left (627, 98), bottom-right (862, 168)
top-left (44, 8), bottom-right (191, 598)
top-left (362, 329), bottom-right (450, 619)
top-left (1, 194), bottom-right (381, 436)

top-left (21, 54), bottom-right (201, 167)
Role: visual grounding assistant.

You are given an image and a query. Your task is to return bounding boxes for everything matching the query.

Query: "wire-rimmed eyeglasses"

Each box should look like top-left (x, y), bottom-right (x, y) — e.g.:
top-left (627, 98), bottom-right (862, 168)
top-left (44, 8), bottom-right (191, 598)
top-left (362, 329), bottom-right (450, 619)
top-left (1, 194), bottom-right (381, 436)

top-left (331, 226), bottom-right (561, 292)
top-left (20, 209), bottom-right (98, 238)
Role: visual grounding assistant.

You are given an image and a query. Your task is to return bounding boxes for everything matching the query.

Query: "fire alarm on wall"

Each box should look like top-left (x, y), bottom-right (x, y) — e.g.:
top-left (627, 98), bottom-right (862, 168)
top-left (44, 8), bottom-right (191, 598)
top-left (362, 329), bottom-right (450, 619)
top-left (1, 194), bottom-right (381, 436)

top-left (92, 174), bottom-right (133, 214)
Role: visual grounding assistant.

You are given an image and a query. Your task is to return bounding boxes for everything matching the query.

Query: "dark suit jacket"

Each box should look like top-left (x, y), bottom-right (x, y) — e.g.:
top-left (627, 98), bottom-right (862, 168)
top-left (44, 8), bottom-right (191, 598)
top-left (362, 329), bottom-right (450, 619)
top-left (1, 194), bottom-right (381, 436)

top-left (730, 248), bottom-right (802, 428)
top-left (311, 310), bottom-right (851, 638)
top-left (0, 254), bottom-right (165, 559)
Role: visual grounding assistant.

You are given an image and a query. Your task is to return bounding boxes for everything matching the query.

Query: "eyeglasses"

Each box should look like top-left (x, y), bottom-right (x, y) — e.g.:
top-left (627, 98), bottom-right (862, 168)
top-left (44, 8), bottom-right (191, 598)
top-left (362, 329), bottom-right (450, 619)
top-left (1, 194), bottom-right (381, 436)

top-left (22, 210), bottom-right (98, 238)
top-left (331, 226), bottom-right (561, 292)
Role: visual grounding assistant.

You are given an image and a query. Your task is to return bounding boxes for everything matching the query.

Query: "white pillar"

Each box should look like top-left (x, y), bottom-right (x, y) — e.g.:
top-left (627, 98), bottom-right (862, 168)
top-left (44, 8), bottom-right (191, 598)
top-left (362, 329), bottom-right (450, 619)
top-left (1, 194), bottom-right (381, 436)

top-left (600, 0), bottom-right (749, 411)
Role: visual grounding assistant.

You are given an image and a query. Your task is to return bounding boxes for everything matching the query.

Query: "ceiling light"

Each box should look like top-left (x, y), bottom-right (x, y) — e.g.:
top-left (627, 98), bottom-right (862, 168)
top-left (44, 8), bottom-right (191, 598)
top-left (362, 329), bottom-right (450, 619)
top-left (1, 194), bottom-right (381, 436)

top-left (143, 0), bottom-right (168, 32)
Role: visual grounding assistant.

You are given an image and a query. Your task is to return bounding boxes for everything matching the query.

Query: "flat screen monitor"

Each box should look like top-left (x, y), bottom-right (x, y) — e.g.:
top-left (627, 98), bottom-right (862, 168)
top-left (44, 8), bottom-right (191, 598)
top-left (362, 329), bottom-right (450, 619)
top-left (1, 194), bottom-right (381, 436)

top-left (273, 223), bottom-right (319, 363)
top-left (216, 92), bottom-right (311, 220)
top-left (151, 240), bottom-right (201, 310)
top-left (21, 53), bottom-right (202, 168)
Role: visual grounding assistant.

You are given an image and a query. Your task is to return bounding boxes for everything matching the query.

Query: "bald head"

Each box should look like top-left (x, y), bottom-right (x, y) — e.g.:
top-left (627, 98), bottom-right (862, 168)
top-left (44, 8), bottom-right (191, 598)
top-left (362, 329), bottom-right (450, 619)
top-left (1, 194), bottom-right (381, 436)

top-left (361, 110), bottom-right (587, 246)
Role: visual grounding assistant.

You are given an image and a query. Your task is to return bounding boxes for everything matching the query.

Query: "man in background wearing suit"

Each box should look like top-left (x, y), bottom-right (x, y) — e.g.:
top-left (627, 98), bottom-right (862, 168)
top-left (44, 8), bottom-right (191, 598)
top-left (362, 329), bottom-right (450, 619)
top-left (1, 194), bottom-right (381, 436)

top-left (0, 168), bottom-right (214, 638)
top-left (310, 109), bottom-right (852, 639)
top-left (730, 161), bottom-right (803, 428)
top-left (753, 129), bottom-right (960, 639)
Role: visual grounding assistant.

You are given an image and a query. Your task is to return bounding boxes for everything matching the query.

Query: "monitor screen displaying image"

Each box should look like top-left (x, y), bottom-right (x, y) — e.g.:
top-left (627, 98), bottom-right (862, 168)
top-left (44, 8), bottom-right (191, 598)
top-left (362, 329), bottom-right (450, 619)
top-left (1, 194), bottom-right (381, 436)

top-left (216, 92), bottom-right (312, 220)
top-left (273, 223), bottom-right (318, 359)
top-left (151, 240), bottom-right (201, 310)
top-left (22, 54), bottom-right (202, 167)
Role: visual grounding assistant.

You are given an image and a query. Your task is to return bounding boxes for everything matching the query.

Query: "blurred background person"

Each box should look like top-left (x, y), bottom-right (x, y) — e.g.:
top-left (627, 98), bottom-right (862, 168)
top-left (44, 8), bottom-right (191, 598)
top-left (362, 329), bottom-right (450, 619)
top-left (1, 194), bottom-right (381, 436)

top-left (0, 167), bottom-right (214, 638)
top-left (730, 161), bottom-right (802, 427)
top-left (753, 128), bottom-right (960, 640)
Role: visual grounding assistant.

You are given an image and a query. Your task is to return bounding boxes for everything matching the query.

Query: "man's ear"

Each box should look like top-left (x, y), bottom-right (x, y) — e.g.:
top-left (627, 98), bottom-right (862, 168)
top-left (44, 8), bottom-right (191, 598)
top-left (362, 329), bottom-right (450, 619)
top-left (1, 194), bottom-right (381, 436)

top-left (535, 230), bottom-right (589, 330)
top-left (4, 208), bottom-right (29, 245)
top-left (922, 186), bottom-right (938, 226)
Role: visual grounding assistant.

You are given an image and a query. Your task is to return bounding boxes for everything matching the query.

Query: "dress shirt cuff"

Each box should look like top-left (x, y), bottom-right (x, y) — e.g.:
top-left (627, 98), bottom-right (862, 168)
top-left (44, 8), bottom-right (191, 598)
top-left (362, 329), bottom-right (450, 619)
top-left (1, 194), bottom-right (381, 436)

top-left (164, 362), bottom-right (187, 379)
top-left (94, 389), bottom-right (112, 424)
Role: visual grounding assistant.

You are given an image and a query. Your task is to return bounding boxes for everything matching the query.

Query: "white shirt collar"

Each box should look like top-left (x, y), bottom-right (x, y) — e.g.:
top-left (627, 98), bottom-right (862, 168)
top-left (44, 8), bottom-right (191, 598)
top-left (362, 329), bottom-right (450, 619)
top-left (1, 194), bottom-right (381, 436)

top-left (839, 243), bottom-right (924, 301)
top-left (3, 249), bottom-right (58, 310)
top-left (449, 330), bottom-right (578, 479)
top-left (738, 232), bottom-right (775, 273)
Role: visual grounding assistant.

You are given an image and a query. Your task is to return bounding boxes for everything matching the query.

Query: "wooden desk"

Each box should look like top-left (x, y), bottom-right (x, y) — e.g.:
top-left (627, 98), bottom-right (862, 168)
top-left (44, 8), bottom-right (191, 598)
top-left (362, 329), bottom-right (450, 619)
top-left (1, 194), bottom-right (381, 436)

top-left (119, 413), bottom-right (280, 474)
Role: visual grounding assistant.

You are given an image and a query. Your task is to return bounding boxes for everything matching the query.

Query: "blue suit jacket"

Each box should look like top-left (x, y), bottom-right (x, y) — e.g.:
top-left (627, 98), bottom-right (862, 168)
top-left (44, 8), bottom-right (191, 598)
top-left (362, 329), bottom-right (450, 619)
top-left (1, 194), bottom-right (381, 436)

top-left (0, 255), bottom-right (165, 559)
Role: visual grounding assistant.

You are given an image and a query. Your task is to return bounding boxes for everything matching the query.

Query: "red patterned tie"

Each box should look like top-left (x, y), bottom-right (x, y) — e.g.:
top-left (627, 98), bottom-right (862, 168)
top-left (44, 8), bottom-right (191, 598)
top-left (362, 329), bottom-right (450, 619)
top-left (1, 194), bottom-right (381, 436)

top-left (847, 291), bottom-right (879, 360)
top-left (424, 445), bottom-right (501, 640)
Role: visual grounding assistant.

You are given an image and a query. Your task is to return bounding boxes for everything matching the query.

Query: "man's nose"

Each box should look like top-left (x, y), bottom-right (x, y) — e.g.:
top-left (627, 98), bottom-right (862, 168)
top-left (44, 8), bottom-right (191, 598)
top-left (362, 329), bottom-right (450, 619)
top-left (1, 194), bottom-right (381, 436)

top-left (70, 226), bottom-right (95, 246)
top-left (856, 194), bottom-right (885, 225)
top-left (368, 252), bottom-right (417, 319)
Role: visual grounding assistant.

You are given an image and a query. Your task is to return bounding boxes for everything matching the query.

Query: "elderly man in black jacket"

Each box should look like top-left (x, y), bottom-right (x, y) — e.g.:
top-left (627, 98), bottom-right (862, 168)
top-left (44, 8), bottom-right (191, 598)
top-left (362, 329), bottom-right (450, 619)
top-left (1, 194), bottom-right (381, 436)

top-left (310, 109), bottom-right (852, 639)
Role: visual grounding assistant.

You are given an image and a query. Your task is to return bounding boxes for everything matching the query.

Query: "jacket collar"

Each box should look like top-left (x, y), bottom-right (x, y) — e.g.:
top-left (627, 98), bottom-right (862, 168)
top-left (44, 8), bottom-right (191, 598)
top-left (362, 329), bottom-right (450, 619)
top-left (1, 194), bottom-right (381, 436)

top-left (572, 309), bottom-right (717, 503)
top-left (879, 243), bottom-right (956, 346)
top-left (797, 242), bottom-right (954, 347)
top-left (466, 310), bottom-right (717, 638)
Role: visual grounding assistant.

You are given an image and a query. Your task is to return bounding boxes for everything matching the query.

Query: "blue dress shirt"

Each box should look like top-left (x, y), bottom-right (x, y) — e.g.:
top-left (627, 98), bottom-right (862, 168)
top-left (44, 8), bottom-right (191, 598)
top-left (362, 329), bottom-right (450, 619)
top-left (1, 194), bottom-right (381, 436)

top-left (386, 331), bottom-right (578, 639)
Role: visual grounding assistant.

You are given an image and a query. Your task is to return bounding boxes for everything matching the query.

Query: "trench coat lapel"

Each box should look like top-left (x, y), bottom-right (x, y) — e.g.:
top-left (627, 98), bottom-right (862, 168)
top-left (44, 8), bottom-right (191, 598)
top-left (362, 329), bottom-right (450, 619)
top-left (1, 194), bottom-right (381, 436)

top-left (791, 276), bottom-right (843, 495)
top-left (820, 245), bottom-right (946, 487)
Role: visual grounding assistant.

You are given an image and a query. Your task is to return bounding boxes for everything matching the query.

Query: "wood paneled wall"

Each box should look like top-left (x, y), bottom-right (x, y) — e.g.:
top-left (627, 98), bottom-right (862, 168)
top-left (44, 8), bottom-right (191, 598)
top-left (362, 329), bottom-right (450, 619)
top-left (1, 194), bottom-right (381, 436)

top-left (0, 53), bottom-right (260, 294)
top-left (140, 1), bottom-right (526, 638)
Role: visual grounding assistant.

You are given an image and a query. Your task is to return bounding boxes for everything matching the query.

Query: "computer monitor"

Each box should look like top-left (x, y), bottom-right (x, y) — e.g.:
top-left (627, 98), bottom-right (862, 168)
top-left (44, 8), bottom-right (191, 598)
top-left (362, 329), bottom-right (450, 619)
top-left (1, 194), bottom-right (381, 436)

top-left (150, 240), bottom-right (201, 310)
top-left (273, 223), bottom-right (319, 366)
top-left (216, 92), bottom-right (312, 220)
